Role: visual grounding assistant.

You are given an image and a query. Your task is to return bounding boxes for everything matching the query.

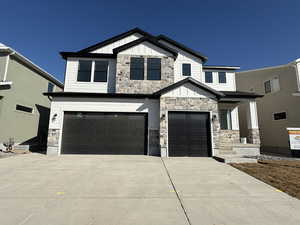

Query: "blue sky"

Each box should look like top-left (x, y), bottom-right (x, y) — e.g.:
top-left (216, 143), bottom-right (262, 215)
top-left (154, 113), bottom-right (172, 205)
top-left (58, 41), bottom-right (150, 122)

top-left (1, 0), bottom-right (300, 82)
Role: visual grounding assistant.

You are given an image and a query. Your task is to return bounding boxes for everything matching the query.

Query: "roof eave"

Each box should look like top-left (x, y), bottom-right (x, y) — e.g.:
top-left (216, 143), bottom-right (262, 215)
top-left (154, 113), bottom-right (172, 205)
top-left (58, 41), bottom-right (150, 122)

top-left (77, 28), bottom-right (154, 53)
top-left (156, 35), bottom-right (208, 62)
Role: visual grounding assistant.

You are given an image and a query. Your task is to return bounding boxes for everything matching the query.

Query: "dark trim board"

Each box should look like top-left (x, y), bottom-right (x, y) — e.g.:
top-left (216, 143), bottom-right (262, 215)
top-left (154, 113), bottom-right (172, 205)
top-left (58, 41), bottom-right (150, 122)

top-left (156, 34), bottom-right (208, 62)
top-left (44, 92), bottom-right (158, 99)
top-left (77, 28), bottom-right (154, 53)
top-left (168, 111), bottom-right (212, 157)
top-left (60, 52), bottom-right (116, 60)
top-left (113, 36), bottom-right (178, 58)
top-left (154, 77), bottom-right (225, 97)
top-left (60, 111), bottom-right (149, 155)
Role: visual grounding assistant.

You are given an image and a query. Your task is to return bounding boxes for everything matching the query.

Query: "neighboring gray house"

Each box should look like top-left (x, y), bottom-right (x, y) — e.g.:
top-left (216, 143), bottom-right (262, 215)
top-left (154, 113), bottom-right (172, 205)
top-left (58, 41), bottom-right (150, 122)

top-left (236, 59), bottom-right (300, 156)
top-left (45, 28), bottom-right (262, 159)
top-left (0, 43), bottom-right (63, 151)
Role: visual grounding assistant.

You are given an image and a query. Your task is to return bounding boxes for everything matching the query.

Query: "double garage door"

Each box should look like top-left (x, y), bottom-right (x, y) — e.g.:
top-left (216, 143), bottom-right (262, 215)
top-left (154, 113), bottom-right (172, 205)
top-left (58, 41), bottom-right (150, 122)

top-left (61, 112), bottom-right (147, 154)
top-left (61, 111), bottom-right (211, 156)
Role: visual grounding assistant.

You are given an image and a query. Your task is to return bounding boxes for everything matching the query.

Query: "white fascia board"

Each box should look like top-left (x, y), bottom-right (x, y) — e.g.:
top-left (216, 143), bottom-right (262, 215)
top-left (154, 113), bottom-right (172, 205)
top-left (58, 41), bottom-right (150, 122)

top-left (0, 46), bottom-right (63, 88)
top-left (0, 81), bottom-right (13, 85)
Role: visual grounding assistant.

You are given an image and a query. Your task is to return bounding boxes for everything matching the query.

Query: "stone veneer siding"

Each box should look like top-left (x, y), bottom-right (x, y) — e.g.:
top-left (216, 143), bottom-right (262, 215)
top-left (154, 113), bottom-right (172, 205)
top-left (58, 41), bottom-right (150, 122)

top-left (116, 55), bottom-right (174, 94)
top-left (248, 128), bottom-right (261, 145)
top-left (160, 97), bottom-right (221, 156)
top-left (218, 130), bottom-right (240, 154)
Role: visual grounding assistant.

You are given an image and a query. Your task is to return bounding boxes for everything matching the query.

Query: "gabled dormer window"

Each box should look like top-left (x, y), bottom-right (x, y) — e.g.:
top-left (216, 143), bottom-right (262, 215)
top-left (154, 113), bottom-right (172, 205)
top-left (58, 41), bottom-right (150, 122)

top-left (77, 60), bottom-right (92, 82)
top-left (147, 58), bottom-right (161, 80)
top-left (182, 64), bottom-right (191, 76)
top-left (130, 58), bottom-right (144, 80)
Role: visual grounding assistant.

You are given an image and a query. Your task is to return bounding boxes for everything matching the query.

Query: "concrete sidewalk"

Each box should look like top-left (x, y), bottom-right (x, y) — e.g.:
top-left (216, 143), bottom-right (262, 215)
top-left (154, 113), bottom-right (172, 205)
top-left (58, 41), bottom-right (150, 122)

top-left (0, 154), bottom-right (299, 225)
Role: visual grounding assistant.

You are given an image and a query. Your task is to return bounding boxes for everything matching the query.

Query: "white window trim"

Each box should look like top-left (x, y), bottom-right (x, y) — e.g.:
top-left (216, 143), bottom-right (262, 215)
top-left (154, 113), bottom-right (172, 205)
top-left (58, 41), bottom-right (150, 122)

top-left (220, 109), bottom-right (233, 130)
top-left (264, 76), bottom-right (280, 94)
top-left (76, 58), bottom-right (109, 84)
top-left (218, 72), bottom-right (227, 84)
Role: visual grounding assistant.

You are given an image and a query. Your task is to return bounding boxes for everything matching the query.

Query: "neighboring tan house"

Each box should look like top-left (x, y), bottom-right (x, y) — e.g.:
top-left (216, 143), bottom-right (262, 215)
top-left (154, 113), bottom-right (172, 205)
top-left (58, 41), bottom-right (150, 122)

top-left (236, 59), bottom-right (300, 156)
top-left (45, 28), bottom-right (262, 159)
top-left (0, 43), bottom-right (63, 151)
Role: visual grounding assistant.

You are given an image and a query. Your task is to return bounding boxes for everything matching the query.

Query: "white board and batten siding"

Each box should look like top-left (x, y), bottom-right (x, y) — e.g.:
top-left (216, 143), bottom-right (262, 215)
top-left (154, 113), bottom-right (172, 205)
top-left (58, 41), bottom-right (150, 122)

top-left (49, 97), bottom-right (160, 130)
top-left (203, 71), bottom-right (237, 91)
top-left (158, 40), bottom-right (203, 83)
top-left (64, 58), bottom-right (116, 93)
top-left (118, 41), bottom-right (173, 57)
top-left (162, 83), bottom-right (216, 99)
top-left (91, 33), bottom-right (143, 54)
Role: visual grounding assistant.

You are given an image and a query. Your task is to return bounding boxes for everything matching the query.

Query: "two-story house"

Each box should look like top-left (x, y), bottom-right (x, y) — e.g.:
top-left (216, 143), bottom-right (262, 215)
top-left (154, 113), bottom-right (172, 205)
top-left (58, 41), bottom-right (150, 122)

top-left (45, 28), bottom-right (262, 159)
top-left (0, 43), bottom-right (63, 151)
top-left (237, 59), bottom-right (300, 156)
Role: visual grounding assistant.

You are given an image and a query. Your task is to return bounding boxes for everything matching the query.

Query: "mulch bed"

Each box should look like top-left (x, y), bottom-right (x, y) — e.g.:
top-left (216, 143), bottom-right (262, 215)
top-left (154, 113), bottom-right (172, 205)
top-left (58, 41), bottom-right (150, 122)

top-left (231, 160), bottom-right (300, 200)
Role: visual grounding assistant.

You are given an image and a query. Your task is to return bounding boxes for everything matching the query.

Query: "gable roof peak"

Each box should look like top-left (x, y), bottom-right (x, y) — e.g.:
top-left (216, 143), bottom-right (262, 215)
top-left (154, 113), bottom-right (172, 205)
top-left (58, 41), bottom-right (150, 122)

top-left (154, 77), bottom-right (224, 97)
top-left (77, 27), bottom-right (154, 53)
top-left (113, 36), bottom-right (178, 58)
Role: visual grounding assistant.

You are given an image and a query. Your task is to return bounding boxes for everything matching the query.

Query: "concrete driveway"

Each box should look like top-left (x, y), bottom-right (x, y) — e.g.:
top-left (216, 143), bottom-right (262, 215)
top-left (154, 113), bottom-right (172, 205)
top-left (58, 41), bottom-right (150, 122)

top-left (0, 154), bottom-right (300, 225)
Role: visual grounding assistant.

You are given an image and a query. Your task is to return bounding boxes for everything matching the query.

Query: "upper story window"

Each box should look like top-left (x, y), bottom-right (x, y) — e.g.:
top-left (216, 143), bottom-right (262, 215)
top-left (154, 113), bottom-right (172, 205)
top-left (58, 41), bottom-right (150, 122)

top-left (77, 60), bottom-right (109, 82)
top-left (264, 77), bottom-right (280, 94)
top-left (130, 57), bottom-right (144, 80)
top-left (147, 58), bottom-right (161, 80)
top-left (220, 109), bottom-right (232, 130)
top-left (77, 60), bottom-right (92, 82)
top-left (218, 72), bottom-right (226, 83)
top-left (94, 61), bottom-right (108, 82)
top-left (182, 64), bottom-right (191, 76)
top-left (48, 82), bottom-right (54, 92)
top-left (205, 72), bottom-right (213, 83)
top-left (264, 80), bottom-right (271, 93)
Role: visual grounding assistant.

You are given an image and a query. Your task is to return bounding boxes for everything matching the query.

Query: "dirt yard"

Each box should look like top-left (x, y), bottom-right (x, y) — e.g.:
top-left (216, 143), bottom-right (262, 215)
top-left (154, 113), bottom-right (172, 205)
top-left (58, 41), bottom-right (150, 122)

top-left (231, 160), bottom-right (300, 200)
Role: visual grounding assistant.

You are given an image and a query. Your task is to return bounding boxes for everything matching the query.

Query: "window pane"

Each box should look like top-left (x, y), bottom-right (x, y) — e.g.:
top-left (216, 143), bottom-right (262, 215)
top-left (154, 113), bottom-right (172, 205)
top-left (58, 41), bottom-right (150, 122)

top-left (48, 83), bottom-right (54, 92)
top-left (264, 80), bottom-right (271, 93)
top-left (218, 72), bottom-right (226, 83)
top-left (147, 58), bottom-right (161, 80)
top-left (94, 61), bottom-right (108, 82)
top-left (77, 60), bottom-right (92, 82)
top-left (182, 64), bottom-right (191, 76)
top-left (205, 72), bottom-right (213, 83)
top-left (220, 109), bottom-right (232, 130)
top-left (16, 104), bottom-right (33, 113)
top-left (130, 58), bottom-right (144, 80)
top-left (274, 112), bottom-right (286, 120)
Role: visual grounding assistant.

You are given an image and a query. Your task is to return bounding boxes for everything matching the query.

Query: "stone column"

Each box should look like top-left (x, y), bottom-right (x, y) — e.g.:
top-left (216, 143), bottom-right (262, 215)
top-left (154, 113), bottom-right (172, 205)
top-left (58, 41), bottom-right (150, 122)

top-left (246, 100), bottom-right (260, 144)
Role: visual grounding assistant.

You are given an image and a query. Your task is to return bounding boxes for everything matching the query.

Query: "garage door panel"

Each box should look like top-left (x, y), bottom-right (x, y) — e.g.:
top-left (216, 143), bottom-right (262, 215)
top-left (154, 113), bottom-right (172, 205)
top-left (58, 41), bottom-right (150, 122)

top-left (168, 112), bottom-right (211, 157)
top-left (61, 112), bottom-right (147, 155)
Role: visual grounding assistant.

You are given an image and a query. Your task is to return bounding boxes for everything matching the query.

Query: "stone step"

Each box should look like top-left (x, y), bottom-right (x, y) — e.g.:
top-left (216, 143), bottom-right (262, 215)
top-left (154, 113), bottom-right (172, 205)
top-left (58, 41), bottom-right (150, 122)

top-left (218, 151), bottom-right (236, 155)
top-left (213, 155), bottom-right (257, 164)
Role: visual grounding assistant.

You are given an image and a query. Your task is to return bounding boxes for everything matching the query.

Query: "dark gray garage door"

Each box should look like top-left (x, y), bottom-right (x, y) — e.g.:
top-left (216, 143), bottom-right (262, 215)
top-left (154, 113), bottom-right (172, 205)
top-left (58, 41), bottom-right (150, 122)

top-left (168, 112), bottom-right (211, 157)
top-left (61, 112), bottom-right (147, 154)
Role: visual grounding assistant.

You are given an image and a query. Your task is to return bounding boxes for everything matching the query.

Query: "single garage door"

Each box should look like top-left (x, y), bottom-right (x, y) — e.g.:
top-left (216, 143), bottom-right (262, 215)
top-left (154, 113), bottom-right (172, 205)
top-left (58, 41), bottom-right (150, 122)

top-left (168, 112), bottom-right (211, 157)
top-left (61, 112), bottom-right (147, 154)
